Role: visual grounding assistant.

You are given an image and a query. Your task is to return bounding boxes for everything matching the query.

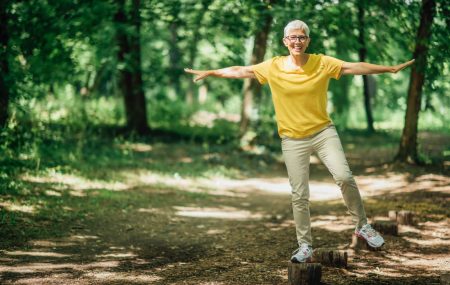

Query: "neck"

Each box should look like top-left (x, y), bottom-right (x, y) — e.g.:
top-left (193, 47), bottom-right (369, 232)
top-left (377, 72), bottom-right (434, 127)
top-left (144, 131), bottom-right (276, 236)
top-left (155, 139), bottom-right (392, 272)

top-left (289, 53), bottom-right (309, 66)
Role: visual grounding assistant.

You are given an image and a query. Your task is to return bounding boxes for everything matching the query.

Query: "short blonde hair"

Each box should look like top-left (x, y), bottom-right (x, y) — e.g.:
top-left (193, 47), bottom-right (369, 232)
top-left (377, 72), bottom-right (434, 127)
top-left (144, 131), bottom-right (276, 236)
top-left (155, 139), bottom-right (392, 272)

top-left (283, 20), bottom-right (310, 37)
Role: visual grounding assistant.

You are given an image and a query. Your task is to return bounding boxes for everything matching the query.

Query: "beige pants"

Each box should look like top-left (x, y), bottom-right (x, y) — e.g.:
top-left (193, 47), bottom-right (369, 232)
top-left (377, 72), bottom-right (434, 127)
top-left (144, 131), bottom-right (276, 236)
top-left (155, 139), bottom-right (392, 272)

top-left (281, 125), bottom-right (367, 246)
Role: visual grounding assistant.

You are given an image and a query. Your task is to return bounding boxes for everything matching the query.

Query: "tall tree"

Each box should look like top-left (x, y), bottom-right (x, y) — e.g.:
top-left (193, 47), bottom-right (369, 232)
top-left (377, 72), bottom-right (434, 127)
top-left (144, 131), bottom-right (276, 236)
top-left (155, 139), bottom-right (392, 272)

top-left (0, 0), bottom-right (9, 128)
top-left (396, 0), bottom-right (436, 163)
top-left (115, 0), bottom-right (149, 134)
top-left (357, 0), bottom-right (375, 133)
top-left (186, 0), bottom-right (213, 105)
top-left (240, 0), bottom-right (275, 135)
top-left (328, 1), bottom-right (355, 129)
top-left (167, 2), bottom-right (183, 98)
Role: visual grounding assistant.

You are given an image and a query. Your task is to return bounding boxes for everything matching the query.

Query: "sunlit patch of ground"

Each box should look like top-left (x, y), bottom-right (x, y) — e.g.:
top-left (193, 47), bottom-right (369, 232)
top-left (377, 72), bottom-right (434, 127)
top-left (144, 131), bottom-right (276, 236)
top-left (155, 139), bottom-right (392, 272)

top-left (173, 206), bottom-right (263, 220)
top-left (0, 202), bottom-right (36, 214)
top-left (20, 173), bottom-right (128, 192)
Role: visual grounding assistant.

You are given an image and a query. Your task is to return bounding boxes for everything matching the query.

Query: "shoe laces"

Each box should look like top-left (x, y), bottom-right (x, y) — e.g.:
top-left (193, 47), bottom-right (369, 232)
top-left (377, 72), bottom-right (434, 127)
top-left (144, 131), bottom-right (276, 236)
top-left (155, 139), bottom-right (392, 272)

top-left (292, 244), bottom-right (311, 255)
top-left (361, 224), bottom-right (377, 237)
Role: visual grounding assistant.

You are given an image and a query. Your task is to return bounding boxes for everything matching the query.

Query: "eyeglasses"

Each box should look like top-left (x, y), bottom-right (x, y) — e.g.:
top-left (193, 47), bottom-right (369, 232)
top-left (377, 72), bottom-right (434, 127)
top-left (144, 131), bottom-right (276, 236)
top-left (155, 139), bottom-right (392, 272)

top-left (285, 35), bottom-right (309, 43)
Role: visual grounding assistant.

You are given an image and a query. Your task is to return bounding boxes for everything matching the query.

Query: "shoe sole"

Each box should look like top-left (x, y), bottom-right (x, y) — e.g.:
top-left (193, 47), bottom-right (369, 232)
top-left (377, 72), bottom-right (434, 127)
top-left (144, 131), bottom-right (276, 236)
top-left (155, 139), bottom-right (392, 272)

top-left (290, 256), bottom-right (312, 263)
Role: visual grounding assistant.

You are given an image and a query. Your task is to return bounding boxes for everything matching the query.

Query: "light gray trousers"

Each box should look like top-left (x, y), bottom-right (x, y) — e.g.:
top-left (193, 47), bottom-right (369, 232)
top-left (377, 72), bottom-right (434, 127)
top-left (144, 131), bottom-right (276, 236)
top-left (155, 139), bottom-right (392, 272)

top-left (281, 125), bottom-right (368, 246)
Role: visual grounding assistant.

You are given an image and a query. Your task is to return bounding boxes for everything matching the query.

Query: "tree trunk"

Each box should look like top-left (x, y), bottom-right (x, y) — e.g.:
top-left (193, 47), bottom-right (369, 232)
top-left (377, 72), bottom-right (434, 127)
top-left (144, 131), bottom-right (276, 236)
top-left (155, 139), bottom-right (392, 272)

top-left (330, 38), bottom-right (351, 128)
top-left (357, 0), bottom-right (375, 133)
top-left (169, 21), bottom-right (182, 97)
top-left (167, 3), bottom-right (182, 99)
top-left (130, 0), bottom-right (148, 132)
top-left (239, 0), bottom-right (274, 136)
top-left (0, 1), bottom-right (10, 128)
top-left (396, 0), bottom-right (436, 163)
top-left (115, 0), bottom-right (148, 134)
top-left (186, 0), bottom-right (213, 105)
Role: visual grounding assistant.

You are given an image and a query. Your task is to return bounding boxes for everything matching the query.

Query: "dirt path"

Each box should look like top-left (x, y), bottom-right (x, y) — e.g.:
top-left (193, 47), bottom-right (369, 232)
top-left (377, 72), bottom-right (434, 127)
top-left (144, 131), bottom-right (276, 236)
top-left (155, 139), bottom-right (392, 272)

top-left (1, 153), bottom-right (449, 284)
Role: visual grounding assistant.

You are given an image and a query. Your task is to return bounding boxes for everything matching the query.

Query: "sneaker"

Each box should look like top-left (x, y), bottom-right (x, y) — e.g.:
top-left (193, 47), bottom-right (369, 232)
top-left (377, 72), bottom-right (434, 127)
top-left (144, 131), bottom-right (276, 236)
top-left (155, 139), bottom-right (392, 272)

top-left (291, 244), bottom-right (313, 263)
top-left (355, 224), bottom-right (385, 248)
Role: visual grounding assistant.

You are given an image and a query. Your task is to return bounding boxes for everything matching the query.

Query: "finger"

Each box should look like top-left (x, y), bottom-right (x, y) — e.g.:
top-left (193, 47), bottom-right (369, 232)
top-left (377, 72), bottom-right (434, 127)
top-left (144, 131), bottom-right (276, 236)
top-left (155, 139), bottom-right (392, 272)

top-left (194, 75), bottom-right (206, 82)
top-left (405, 59), bottom-right (415, 67)
top-left (404, 60), bottom-right (414, 68)
top-left (198, 72), bottom-right (211, 81)
top-left (184, 68), bottom-right (198, 74)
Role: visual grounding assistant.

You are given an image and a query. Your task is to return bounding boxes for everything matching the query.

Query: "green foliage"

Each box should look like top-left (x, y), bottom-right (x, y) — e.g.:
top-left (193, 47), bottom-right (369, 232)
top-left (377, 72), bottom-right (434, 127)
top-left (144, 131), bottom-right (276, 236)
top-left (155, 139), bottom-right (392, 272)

top-left (0, 0), bottom-right (448, 168)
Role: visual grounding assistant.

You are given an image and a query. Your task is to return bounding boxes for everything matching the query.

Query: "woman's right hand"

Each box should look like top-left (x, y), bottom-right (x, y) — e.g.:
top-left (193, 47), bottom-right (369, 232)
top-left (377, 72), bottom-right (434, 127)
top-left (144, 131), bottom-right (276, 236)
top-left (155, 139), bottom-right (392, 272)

top-left (184, 68), bottom-right (213, 82)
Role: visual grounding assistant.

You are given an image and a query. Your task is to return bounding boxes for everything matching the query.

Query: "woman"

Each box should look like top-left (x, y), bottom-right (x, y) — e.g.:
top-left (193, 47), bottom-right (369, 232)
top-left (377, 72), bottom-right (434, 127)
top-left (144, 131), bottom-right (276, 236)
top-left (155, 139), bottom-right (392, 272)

top-left (185, 20), bottom-right (414, 263)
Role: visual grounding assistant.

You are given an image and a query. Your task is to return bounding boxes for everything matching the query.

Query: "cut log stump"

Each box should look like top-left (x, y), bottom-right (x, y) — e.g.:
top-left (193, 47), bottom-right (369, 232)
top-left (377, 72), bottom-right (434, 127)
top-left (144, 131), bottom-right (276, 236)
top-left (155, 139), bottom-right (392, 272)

top-left (441, 273), bottom-right (450, 285)
top-left (388, 210), bottom-right (398, 221)
top-left (350, 234), bottom-right (382, 251)
top-left (312, 248), bottom-right (348, 268)
top-left (287, 262), bottom-right (322, 285)
top-left (389, 210), bottom-right (415, 225)
top-left (372, 220), bottom-right (398, 236)
top-left (397, 210), bottom-right (414, 225)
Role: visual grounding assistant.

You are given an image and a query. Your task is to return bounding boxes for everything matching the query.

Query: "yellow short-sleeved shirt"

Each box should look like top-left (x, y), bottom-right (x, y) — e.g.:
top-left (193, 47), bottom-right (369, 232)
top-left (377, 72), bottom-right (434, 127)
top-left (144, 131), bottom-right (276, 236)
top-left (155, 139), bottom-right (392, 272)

top-left (252, 54), bottom-right (344, 138)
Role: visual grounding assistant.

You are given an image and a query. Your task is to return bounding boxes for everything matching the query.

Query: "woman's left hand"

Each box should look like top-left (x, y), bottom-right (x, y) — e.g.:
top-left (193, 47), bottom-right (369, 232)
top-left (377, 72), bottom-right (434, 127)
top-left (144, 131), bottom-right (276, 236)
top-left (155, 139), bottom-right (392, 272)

top-left (391, 59), bottom-right (415, 73)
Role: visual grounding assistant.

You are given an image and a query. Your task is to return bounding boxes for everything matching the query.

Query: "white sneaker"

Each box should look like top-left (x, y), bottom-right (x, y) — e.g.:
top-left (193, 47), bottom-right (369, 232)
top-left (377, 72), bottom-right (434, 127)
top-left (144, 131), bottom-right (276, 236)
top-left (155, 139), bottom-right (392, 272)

top-left (291, 244), bottom-right (313, 263)
top-left (355, 224), bottom-right (385, 248)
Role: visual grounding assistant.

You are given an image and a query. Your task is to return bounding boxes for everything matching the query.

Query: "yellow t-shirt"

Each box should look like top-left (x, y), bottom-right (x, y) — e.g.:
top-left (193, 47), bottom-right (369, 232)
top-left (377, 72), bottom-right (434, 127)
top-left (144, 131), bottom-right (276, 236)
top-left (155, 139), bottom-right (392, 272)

top-left (252, 54), bottom-right (344, 138)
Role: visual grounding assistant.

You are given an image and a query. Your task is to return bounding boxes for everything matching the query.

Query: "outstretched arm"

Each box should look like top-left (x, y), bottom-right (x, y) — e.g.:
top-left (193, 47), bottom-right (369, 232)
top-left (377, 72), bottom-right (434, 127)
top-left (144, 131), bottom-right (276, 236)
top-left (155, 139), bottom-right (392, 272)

top-left (184, 66), bottom-right (255, 82)
top-left (341, 59), bottom-right (415, 76)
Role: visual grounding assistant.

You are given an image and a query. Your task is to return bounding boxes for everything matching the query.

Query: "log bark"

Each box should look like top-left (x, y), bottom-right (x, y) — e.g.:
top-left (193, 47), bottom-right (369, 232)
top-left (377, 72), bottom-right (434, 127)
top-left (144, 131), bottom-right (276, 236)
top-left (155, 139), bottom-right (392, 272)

top-left (397, 210), bottom-right (414, 225)
top-left (389, 210), bottom-right (414, 225)
top-left (312, 248), bottom-right (348, 268)
top-left (287, 262), bottom-right (322, 285)
top-left (350, 234), bottom-right (382, 251)
top-left (388, 210), bottom-right (398, 221)
top-left (441, 273), bottom-right (450, 285)
top-left (372, 220), bottom-right (398, 236)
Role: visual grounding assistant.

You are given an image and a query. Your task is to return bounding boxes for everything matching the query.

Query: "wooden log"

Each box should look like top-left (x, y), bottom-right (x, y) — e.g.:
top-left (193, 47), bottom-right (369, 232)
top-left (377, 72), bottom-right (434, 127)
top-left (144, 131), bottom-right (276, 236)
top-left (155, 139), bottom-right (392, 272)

top-left (350, 234), bottom-right (382, 251)
top-left (312, 248), bottom-right (348, 268)
top-left (388, 210), bottom-right (397, 221)
top-left (372, 220), bottom-right (398, 236)
top-left (388, 210), bottom-right (415, 225)
top-left (397, 210), bottom-right (414, 225)
top-left (441, 273), bottom-right (450, 285)
top-left (287, 262), bottom-right (322, 285)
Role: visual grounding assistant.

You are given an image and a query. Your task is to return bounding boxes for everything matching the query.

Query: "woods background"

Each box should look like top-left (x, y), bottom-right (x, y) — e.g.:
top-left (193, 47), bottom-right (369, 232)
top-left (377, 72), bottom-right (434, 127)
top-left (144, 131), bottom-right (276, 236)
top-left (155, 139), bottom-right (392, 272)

top-left (0, 1), bottom-right (449, 284)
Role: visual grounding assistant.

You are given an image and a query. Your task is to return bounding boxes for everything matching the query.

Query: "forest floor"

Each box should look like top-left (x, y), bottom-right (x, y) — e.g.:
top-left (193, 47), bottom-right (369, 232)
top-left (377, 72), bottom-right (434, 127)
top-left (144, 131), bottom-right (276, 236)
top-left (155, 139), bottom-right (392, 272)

top-left (0, 130), bottom-right (449, 284)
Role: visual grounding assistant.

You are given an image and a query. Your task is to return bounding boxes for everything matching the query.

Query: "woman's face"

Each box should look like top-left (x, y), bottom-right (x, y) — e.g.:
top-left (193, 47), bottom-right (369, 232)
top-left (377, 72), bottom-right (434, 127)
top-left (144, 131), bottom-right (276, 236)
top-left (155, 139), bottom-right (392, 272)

top-left (283, 29), bottom-right (310, 56)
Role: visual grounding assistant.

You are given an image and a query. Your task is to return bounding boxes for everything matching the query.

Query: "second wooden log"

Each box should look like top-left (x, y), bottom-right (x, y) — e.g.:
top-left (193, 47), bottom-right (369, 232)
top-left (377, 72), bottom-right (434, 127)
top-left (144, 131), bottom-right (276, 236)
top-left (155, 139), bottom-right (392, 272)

top-left (372, 220), bottom-right (398, 236)
top-left (312, 248), bottom-right (348, 268)
top-left (388, 210), bottom-right (415, 225)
